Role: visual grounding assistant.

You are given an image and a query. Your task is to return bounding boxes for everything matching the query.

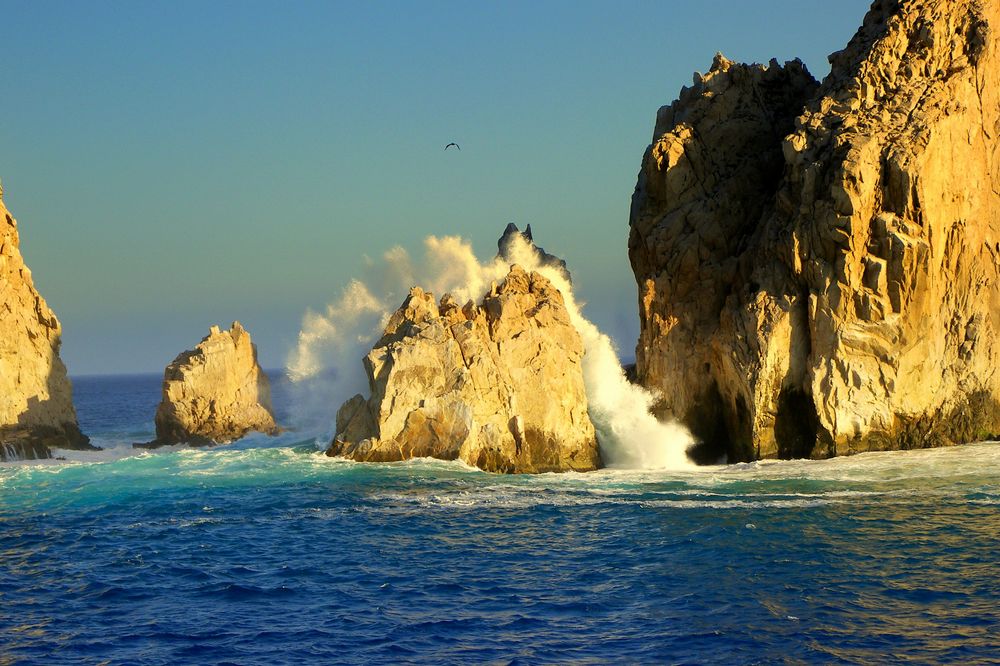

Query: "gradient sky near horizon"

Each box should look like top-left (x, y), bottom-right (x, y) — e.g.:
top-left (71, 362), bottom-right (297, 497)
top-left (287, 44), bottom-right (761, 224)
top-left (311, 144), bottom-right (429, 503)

top-left (2, 0), bottom-right (871, 375)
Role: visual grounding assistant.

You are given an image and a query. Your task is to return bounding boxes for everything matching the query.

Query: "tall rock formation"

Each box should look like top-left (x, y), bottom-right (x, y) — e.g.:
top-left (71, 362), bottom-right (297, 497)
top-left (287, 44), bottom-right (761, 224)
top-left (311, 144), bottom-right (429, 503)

top-left (329, 265), bottom-right (601, 473)
top-left (629, 54), bottom-right (820, 461)
top-left (0, 189), bottom-right (91, 461)
top-left (143, 322), bottom-right (279, 447)
top-left (630, 0), bottom-right (1000, 461)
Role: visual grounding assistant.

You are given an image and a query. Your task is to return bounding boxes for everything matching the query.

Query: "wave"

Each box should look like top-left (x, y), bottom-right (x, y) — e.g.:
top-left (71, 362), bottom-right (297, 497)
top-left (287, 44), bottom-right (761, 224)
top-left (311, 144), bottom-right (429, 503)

top-left (4, 440), bottom-right (997, 514)
top-left (286, 234), bottom-right (696, 470)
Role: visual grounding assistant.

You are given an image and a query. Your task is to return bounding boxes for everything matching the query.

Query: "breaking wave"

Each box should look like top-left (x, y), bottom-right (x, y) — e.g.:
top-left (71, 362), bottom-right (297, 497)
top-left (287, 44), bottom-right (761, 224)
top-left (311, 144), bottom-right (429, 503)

top-left (286, 234), bottom-right (695, 469)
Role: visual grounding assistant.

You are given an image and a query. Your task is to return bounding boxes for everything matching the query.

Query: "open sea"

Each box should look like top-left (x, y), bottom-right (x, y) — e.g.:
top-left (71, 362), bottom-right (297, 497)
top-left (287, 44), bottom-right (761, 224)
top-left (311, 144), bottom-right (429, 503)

top-left (2, 373), bottom-right (999, 664)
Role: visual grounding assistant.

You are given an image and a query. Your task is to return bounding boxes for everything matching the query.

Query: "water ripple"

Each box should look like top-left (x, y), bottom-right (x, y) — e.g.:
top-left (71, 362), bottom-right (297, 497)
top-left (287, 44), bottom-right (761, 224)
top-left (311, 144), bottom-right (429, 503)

top-left (2, 443), bottom-right (1000, 663)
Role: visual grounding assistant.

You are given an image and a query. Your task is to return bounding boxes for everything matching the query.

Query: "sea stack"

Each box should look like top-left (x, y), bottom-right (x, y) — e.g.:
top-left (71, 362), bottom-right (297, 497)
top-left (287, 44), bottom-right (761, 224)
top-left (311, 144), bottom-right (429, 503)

top-left (143, 322), bottom-right (279, 447)
top-left (629, 0), bottom-right (1000, 462)
top-left (329, 265), bottom-right (601, 473)
top-left (0, 187), bottom-right (91, 461)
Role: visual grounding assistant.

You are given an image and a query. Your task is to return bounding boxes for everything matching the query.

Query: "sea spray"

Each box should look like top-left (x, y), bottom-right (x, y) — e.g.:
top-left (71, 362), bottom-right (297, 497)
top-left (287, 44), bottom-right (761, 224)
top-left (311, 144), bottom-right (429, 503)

top-left (286, 280), bottom-right (386, 439)
top-left (501, 237), bottom-right (696, 469)
top-left (287, 234), bottom-right (695, 469)
top-left (284, 238), bottom-right (508, 441)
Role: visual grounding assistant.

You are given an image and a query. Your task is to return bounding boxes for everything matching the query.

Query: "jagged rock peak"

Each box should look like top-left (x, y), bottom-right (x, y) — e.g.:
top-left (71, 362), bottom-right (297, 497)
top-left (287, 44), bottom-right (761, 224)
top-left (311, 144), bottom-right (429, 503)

top-left (630, 0), bottom-right (1000, 462)
top-left (141, 321), bottom-right (279, 447)
top-left (0, 190), bottom-right (92, 461)
top-left (497, 223), bottom-right (571, 283)
top-left (328, 265), bottom-right (601, 473)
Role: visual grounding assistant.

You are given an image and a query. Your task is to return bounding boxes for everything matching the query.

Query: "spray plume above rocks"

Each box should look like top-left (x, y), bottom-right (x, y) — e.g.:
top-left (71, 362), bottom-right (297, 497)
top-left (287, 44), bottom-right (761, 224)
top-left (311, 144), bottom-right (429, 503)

top-left (630, 0), bottom-right (1000, 462)
top-left (300, 226), bottom-right (695, 472)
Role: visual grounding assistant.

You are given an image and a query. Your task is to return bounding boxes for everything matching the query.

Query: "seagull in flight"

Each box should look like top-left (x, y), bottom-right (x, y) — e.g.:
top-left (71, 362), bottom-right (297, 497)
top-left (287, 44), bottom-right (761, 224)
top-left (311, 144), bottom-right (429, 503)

top-left (445, 142), bottom-right (460, 151)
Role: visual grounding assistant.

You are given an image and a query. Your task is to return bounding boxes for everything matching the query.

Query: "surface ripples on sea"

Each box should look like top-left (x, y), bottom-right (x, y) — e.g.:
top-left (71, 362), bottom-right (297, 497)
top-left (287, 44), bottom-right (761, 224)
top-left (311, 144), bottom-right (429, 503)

top-left (3, 438), bottom-right (1000, 664)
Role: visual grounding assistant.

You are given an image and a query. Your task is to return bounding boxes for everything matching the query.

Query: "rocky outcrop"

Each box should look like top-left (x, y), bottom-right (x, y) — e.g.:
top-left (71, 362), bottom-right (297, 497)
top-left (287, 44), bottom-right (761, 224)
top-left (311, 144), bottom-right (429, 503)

top-left (0, 190), bottom-right (91, 461)
top-left (630, 0), bottom-right (1000, 461)
top-left (328, 265), bottom-right (601, 473)
top-left (141, 322), bottom-right (279, 447)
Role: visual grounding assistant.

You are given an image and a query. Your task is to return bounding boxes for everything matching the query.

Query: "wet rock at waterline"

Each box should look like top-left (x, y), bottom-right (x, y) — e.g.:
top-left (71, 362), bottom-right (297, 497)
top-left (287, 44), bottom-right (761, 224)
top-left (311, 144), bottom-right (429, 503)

top-left (0, 189), bottom-right (92, 461)
top-left (138, 322), bottom-right (279, 448)
top-left (630, 0), bottom-right (1000, 461)
top-left (328, 265), bottom-right (601, 473)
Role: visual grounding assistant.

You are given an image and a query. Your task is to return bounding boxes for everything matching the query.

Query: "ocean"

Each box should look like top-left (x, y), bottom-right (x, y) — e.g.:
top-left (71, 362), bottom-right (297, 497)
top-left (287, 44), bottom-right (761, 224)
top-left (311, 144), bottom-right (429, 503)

top-left (2, 373), bottom-right (999, 664)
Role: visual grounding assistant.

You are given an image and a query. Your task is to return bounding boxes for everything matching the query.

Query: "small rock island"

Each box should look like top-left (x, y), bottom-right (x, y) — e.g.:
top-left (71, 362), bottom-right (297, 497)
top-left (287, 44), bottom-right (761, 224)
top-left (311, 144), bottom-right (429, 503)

top-left (140, 322), bottom-right (279, 447)
top-left (329, 265), bottom-right (601, 473)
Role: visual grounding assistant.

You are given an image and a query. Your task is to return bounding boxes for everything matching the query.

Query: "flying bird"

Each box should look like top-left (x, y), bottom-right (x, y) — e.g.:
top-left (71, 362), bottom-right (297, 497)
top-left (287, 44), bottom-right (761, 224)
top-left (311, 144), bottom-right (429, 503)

top-left (445, 142), bottom-right (460, 151)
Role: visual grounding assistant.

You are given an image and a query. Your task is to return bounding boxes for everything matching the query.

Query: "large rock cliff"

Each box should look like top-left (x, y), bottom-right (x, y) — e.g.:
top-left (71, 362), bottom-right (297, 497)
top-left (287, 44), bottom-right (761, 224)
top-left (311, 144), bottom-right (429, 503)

top-left (143, 322), bottom-right (279, 447)
top-left (328, 265), bottom-right (601, 473)
top-left (630, 0), bottom-right (1000, 461)
top-left (0, 190), bottom-right (91, 461)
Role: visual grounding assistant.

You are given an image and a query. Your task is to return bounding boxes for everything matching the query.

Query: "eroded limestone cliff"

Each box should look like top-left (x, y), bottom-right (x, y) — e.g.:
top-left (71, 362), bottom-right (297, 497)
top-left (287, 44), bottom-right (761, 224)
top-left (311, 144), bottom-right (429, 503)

top-left (144, 322), bottom-right (279, 447)
top-left (630, 0), bottom-right (1000, 461)
top-left (328, 265), bottom-right (601, 473)
top-left (0, 191), bottom-right (90, 461)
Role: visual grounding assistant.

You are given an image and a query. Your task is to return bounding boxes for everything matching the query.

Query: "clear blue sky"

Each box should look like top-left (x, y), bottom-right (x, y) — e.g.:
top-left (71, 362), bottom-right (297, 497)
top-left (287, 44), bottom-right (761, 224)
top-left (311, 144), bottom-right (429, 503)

top-left (1, 0), bottom-right (871, 375)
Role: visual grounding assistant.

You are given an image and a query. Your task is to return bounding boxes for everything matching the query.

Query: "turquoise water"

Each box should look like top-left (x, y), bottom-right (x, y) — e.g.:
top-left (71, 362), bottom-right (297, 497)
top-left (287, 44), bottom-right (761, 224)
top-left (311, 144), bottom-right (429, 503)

top-left (2, 375), bottom-right (999, 664)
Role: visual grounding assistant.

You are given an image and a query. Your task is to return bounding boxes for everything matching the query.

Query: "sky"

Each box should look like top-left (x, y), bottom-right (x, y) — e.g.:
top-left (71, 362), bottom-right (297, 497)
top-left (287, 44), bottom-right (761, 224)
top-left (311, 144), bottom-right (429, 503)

top-left (1, 0), bottom-right (872, 375)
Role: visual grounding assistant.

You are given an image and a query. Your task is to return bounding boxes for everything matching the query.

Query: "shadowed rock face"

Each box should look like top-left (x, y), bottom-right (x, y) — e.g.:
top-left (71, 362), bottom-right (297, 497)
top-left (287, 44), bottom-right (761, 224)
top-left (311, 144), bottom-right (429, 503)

top-left (629, 54), bottom-right (820, 461)
top-left (329, 265), bottom-right (601, 474)
top-left (630, 0), bottom-right (1000, 462)
top-left (143, 322), bottom-right (279, 447)
top-left (498, 223), bottom-right (571, 283)
top-left (0, 193), bottom-right (91, 461)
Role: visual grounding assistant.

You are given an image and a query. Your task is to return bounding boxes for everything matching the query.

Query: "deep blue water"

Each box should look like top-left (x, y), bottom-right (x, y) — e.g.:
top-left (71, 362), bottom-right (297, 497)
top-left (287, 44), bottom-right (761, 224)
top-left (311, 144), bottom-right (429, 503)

top-left (2, 375), bottom-right (1000, 664)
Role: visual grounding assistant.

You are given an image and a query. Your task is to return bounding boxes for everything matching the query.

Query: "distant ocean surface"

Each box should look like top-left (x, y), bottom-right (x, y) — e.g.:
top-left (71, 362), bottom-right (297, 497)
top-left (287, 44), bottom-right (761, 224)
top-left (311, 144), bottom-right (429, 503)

top-left (2, 373), bottom-right (1000, 664)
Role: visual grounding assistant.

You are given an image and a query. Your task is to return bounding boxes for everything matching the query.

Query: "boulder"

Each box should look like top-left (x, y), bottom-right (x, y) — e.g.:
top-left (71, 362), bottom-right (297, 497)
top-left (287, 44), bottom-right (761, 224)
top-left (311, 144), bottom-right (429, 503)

top-left (141, 322), bottom-right (279, 447)
top-left (629, 0), bottom-right (1000, 461)
top-left (0, 189), bottom-right (92, 461)
top-left (328, 265), bottom-right (601, 473)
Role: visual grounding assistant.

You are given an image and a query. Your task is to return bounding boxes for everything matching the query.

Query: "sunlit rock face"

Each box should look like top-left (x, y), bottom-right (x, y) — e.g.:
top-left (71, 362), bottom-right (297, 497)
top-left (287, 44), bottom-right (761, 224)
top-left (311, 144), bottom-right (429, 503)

top-left (0, 191), bottom-right (91, 461)
top-left (328, 265), bottom-right (601, 473)
top-left (146, 322), bottom-right (279, 447)
top-left (630, 0), bottom-right (1000, 462)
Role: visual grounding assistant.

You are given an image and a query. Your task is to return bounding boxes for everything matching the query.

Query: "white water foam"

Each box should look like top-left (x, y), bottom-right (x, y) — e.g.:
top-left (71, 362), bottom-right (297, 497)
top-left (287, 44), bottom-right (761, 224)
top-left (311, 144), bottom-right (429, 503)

top-left (287, 234), bottom-right (696, 470)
